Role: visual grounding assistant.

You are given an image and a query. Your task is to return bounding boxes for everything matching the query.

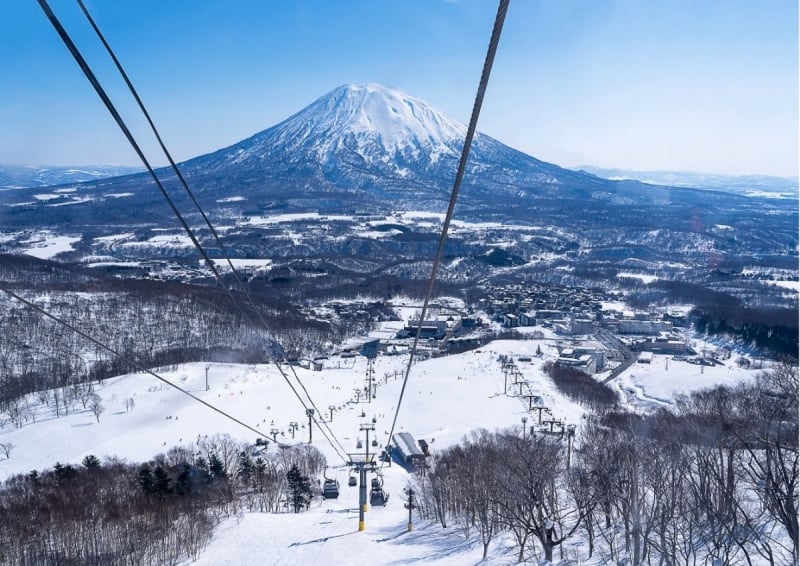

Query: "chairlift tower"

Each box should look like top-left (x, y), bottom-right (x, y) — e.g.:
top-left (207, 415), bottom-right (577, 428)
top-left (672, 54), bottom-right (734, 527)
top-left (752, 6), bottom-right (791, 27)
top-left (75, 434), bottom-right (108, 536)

top-left (565, 423), bottom-right (576, 467)
top-left (305, 408), bottom-right (315, 443)
top-left (523, 393), bottom-right (539, 411)
top-left (348, 453), bottom-right (375, 532)
top-left (365, 356), bottom-right (375, 402)
top-left (404, 488), bottom-right (417, 532)
top-left (350, 418), bottom-right (378, 532)
top-left (360, 421), bottom-right (376, 464)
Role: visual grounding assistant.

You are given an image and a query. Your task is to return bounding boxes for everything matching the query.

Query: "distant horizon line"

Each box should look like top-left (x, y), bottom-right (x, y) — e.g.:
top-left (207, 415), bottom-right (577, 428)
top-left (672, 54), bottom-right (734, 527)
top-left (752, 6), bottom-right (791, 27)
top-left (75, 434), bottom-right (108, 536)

top-left (2, 160), bottom-right (795, 182)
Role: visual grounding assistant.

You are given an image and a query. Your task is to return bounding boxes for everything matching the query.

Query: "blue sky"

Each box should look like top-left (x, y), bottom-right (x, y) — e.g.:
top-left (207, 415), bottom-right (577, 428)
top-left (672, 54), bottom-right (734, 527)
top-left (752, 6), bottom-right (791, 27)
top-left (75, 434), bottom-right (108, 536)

top-left (2, 0), bottom-right (797, 177)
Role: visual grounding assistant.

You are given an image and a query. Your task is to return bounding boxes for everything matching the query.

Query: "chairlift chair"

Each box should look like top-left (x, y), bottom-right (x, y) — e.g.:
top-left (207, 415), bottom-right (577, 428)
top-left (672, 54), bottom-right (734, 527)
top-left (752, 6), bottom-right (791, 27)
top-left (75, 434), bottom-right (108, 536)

top-left (321, 467), bottom-right (339, 499)
top-left (322, 478), bottom-right (340, 499)
top-left (369, 472), bottom-right (389, 506)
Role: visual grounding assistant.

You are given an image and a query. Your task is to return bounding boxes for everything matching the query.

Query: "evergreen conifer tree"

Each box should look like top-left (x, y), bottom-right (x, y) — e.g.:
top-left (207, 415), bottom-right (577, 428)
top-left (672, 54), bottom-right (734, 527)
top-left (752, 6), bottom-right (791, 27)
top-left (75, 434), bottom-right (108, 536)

top-left (286, 464), bottom-right (312, 512)
top-left (209, 453), bottom-right (227, 480)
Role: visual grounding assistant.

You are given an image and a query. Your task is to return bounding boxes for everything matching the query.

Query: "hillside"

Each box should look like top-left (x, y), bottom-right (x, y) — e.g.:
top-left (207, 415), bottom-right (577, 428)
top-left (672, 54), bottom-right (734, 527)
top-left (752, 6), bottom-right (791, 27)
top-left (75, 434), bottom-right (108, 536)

top-left (0, 312), bottom-right (771, 564)
top-left (0, 85), bottom-right (794, 318)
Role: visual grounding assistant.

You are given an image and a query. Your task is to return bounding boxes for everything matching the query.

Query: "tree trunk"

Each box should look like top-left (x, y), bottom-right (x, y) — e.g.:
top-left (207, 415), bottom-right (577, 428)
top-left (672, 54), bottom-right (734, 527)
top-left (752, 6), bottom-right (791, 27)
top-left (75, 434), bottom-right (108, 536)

top-left (516, 531), bottom-right (528, 563)
top-left (544, 541), bottom-right (554, 562)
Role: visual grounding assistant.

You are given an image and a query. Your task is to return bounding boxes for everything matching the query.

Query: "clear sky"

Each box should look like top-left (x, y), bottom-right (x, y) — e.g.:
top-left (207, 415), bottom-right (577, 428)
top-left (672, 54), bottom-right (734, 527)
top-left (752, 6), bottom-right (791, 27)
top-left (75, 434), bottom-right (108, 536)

top-left (2, 0), bottom-right (797, 177)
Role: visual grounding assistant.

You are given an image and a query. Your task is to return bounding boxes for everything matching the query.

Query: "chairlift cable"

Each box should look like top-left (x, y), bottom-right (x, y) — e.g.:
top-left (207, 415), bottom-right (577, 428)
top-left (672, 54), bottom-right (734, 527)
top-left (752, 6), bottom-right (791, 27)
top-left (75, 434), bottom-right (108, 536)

top-left (1, 284), bottom-right (350, 464)
top-left (76, 0), bottom-right (351, 462)
top-left (76, 0), bottom-right (248, 298)
top-left (38, 0), bottom-right (350, 464)
top-left (36, 0), bottom-right (226, 288)
top-left (5, 280), bottom-right (347, 463)
top-left (0, 283), bottom-right (271, 441)
top-left (385, 0), bottom-right (511, 447)
top-left (287, 364), bottom-right (349, 458)
top-left (78, 0), bottom-right (291, 366)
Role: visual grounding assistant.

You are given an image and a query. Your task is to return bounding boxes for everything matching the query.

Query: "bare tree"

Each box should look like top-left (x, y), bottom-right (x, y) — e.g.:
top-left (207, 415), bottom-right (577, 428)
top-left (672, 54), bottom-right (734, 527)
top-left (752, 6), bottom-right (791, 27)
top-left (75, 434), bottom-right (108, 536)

top-left (736, 362), bottom-right (799, 563)
top-left (90, 393), bottom-right (105, 423)
top-left (467, 431), bottom-right (503, 560)
top-left (3, 398), bottom-right (23, 429)
top-left (497, 434), bottom-right (583, 563)
top-left (75, 382), bottom-right (94, 409)
top-left (0, 442), bottom-right (14, 459)
top-left (36, 389), bottom-right (50, 407)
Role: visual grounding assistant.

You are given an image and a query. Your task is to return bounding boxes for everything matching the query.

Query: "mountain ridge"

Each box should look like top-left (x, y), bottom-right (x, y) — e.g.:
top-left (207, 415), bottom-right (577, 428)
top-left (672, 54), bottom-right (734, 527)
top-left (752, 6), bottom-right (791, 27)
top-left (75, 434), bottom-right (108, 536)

top-left (0, 164), bottom-right (143, 189)
top-left (575, 165), bottom-right (798, 198)
top-left (177, 83), bottom-right (590, 199)
top-left (0, 83), bottom-right (794, 233)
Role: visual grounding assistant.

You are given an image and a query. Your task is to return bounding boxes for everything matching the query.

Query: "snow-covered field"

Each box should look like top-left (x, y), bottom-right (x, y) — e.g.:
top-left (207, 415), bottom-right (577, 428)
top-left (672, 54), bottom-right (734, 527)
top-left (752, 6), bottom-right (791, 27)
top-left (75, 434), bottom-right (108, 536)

top-left (613, 352), bottom-right (758, 407)
top-left (21, 232), bottom-right (81, 259)
top-left (0, 318), bottom-right (763, 565)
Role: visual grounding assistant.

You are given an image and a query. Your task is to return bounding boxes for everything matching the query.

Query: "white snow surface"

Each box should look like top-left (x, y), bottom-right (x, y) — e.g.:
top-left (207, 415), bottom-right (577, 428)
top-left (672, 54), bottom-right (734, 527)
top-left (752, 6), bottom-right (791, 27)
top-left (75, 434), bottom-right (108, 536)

top-left (120, 234), bottom-right (195, 249)
top-left (22, 233), bottom-right (80, 259)
top-left (0, 329), bottom-right (760, 564)
top-left (261, 84), bottom-right (467, 165)
top-left (210, 258), bottom-right (273, 270)
top-left (764, 279), bottom-right (799, 292)
top-left (613, 353), bottom-right (759, 408)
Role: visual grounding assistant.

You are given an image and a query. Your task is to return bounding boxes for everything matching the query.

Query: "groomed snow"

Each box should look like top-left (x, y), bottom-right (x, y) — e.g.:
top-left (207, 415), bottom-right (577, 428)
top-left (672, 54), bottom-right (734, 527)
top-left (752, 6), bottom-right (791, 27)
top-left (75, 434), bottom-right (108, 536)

top-left (0, 326), bottom-right (761, 564)
top-left (613, 352), bottom-right (759, 408)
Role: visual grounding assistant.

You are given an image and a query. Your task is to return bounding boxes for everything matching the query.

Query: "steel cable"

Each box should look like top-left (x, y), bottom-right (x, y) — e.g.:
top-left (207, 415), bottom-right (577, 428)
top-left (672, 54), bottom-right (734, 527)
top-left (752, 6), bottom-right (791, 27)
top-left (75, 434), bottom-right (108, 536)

top-left (386, 0), bottom-right (511, 448)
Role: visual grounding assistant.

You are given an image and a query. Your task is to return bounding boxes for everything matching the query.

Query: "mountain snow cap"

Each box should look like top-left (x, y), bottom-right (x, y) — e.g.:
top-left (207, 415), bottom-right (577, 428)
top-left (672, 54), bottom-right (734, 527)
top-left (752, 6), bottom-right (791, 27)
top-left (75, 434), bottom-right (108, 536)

top-left (331, 83), bottom-right (467, 145)
top-left (268, 83), bottom-right (468, 163)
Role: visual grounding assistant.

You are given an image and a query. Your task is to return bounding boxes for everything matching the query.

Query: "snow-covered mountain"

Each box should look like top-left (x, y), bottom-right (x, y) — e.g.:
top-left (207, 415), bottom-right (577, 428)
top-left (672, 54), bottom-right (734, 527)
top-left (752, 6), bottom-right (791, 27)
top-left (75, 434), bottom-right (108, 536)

top-left (575, 165), bottom-right (799, 199)
top-left (1, 84), bottom-right (794, 240)
top-left (0, 164), bottom-right (142, 189)
top-left (178, 83), bottom-right (602, 204)
top-left (238, 83), bottom-right (469, 168)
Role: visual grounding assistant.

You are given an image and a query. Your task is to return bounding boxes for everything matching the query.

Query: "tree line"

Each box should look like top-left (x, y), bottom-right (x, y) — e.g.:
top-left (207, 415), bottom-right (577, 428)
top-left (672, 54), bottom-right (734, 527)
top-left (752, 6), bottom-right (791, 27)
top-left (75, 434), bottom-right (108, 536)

top-left (415, 363), bottom-right (798, 564)
top-left (544, 361), bottom-right (618, 412)
top-left (692, 306), bottom-right (798, 360)
top-left (0, 434), bottom-right (326, 565)
top-left (0, 276), bottom-right (360, 412)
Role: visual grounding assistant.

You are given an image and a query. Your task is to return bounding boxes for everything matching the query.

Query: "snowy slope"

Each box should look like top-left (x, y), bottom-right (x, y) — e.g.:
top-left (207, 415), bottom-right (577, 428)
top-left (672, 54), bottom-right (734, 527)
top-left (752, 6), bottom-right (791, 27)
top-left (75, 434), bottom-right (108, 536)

top-left (0, 324), bottom-right (762, 564)
top-left (178, 83), bottom-right (590, 198)
top-left (197, 83), bottom-right (467, 171)
top-left (264, 84), bottom-right (467, 165)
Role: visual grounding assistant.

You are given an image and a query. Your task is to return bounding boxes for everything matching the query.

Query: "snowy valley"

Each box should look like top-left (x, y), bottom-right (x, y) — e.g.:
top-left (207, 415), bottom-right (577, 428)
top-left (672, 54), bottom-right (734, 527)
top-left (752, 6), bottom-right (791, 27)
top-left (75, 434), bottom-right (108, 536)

top-left (0, 83), bottom-right (796, 565)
